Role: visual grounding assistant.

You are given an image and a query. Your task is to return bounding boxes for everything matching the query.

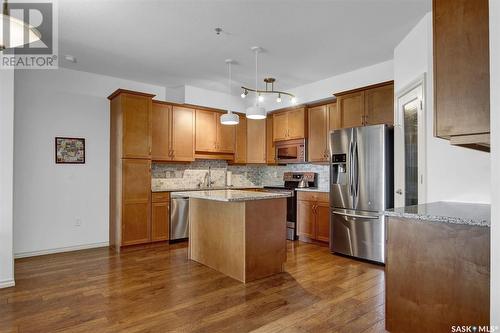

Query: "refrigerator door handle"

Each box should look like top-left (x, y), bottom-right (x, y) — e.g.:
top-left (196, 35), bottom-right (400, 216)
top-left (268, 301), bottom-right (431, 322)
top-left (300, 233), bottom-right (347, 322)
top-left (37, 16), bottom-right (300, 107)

top-left (353, 140), bottom-right (359, 199)
top-left (332, 210), bottom-right (379, 220)
top-left (348, 140), bottom-right (354, 196)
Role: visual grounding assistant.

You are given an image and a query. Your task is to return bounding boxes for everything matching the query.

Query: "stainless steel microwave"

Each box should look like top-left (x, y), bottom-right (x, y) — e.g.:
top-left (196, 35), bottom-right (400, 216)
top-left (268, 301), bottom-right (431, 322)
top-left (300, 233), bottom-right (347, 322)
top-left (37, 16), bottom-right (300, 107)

top-left (275, 139), bottom-right (307, 164)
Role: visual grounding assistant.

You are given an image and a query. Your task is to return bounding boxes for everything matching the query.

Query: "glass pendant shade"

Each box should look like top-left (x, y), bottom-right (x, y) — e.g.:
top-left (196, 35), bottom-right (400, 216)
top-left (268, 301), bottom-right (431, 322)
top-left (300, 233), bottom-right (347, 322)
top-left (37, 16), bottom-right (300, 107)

top-left (246, 105), bottom-right (266, 120)
top-left (0, 14), bottom-right (41, 49)
top-left (220, 110), bottom-right (239, 125)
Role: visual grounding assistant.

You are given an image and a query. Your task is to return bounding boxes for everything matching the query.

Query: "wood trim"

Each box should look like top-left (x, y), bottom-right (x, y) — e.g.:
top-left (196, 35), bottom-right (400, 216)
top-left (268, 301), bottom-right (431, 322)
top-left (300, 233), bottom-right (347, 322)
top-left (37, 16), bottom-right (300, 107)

top-left (268, 105), bottom-right (307, 116)
top-left (194, 153), bottom-right (234, 160)
top-left (333, 80), bottom-right (394, 97)
top-left (306, 97), bottom-right (337, 108)
top-left (108, 89), bottom-right (156, 100)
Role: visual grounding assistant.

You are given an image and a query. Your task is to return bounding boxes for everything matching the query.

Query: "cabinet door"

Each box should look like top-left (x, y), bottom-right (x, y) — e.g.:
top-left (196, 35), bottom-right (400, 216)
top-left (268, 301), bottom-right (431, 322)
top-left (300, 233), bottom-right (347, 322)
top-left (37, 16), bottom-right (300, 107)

top-left (151, 201), bottom-right (169, 242)
top-left (195, 110), bottom-right (217, 152)
top-left (234, 116), bottom-right (247, 164)
top-left (315, 202), bottom-right (330, 243)
top-left (287, 108), bottom-right (306, 139)
top-left (328, 102), bottom-right (340, 131)
top-left (122, 159), bottom-right (151, 246)
top-left (151, 103), bottom-right (171, 161)
top-left (122, 94), bottom-right (151, 158)
top-left (365, 84), bottom-right (394, 125)
top-left (308, 105), bottom-right (329, 162)
top-left (246, 119), bottom-right (266, 164)
top-left (434, 0), bottom-right (490, 138)
top-left (216, 113), bottom-right (236, 153)
top-left (266, 117), bottom-right (276, 164)
top-left (171, 106), bottom-right (195, 161)
top-left (338, 91), bottom-right (365, 128)
top-left (297, 200), bottom-right (315, 239)
top-left (273, 112), bottom-right (288, 141)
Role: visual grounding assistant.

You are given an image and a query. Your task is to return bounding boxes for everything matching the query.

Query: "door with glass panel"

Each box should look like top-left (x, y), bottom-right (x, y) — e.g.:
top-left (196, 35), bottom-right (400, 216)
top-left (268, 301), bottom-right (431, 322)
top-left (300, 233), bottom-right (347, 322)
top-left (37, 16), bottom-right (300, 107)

top-left (394, 79), bottom-right (426, 208)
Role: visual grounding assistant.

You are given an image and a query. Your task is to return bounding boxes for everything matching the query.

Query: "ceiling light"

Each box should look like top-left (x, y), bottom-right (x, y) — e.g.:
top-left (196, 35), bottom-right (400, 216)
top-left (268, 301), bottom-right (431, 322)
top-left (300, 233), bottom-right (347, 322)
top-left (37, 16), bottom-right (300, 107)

top-left (221, 59), bottom-right (239, 125)
top-left (276, 94), bottom-right (282, 103)
top-left (0, 1), bottom-right (41, 50)
top-left (241, 90), bottom-right (247, 99)
top-left (246, 105), bottom-right (266, 120)
top-left (245, 46), bottom-right (266, 119)
top-left (291, 97), bottom-right (297, 104)
top-left (258, 94), bottom-right (264, 102)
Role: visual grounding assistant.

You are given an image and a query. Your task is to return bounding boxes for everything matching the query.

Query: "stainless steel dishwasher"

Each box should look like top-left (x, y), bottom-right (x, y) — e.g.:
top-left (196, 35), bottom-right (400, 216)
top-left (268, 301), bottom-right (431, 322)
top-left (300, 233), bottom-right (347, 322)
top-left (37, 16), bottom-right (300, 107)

top-left (170, 196), bottom-right (189, 241)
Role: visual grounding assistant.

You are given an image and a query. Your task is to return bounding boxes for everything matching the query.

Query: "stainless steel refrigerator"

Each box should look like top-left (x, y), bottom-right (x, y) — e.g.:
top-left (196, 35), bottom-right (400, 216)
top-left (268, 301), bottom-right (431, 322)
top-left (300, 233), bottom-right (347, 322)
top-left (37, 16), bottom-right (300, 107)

top-left (329, 124), bottom-right (393, 263)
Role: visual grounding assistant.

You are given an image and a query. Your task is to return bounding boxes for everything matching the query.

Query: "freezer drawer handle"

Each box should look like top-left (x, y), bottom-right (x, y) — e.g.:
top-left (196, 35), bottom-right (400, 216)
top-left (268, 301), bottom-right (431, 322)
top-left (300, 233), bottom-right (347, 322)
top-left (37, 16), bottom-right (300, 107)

top-left (332, 210), bottom-right (379, 219)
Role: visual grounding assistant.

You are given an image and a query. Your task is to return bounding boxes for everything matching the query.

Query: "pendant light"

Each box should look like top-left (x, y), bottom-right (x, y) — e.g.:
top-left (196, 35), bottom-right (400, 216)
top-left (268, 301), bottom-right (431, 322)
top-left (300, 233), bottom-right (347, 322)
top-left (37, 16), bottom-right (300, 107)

top-left (246, 46), bottom-right (266, 120)
top-left (0, 0), bottom-right (41, 50)
top-left (220, 59), bottom-right (240, 125)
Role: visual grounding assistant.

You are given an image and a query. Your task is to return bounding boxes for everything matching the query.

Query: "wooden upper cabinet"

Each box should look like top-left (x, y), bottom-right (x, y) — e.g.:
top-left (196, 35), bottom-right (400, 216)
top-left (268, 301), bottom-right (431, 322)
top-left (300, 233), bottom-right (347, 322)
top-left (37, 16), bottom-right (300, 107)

top-left (364, 84), bottom-right (394, 126)
top-left (171, 106), bottom-right (195, 161)
top-left (216, 113), bottom-right (235, 153)
top-left (152, 103), bottom-right (194, 162)
top-left (335, 81), bottom-right (394, 129)
top-left (328, 102), bottom-right (340, 132)
top-left (152, 102), bottom-right (171, 161)
top-left (287, 108), bottom-right (306, 139)
top-left (273, 112), bottom-right (288, 141)
top-left (246, 119), bottom-right (266, 164)
top-left (433, 0), bottom-right (490, 151)
top-left (122, 159), bottom-right (151, 246)
top-left (195, 110), bottom-right (217, 152)
top-left (266, 117), bottom-right (276, 164)
top-left (338, 91), bottom-right (365, 128)
top-left (308, 105), bottom-right (329, 163)
top-left (234, 116), bottom-right (247, 164)
top-left (272, 108), bottom-right (306, 142)
top-left (195, 110), bottom-right (235, 154)
top-left (119, 93), bottom-right (153, 159)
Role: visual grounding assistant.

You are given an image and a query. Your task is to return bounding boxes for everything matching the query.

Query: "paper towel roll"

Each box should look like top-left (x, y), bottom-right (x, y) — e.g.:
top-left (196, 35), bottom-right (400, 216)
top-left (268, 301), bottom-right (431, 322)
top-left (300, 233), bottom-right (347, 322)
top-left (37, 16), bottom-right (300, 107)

top-left (226, 171), bottom-right (232, 187)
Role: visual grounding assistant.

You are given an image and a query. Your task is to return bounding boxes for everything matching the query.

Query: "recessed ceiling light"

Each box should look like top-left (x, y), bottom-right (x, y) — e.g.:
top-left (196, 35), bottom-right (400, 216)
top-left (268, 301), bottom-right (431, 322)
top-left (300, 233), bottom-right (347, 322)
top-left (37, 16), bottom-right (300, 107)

top-left (64, 55), bottom-right (77, 63)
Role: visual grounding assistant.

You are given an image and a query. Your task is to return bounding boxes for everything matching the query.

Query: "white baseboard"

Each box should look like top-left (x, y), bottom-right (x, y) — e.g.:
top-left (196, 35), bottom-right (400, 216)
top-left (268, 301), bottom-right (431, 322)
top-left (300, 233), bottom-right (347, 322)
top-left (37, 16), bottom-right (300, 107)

top-left (14, 242), bottom-right (109, 259)
top-left (0, 279), bottom-right (15, 289)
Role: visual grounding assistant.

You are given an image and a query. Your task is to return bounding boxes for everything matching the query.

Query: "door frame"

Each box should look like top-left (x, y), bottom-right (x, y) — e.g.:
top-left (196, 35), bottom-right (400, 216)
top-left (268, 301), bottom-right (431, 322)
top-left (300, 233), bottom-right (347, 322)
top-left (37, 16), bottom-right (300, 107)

top-left (394, 74), bottom-right (427, 207)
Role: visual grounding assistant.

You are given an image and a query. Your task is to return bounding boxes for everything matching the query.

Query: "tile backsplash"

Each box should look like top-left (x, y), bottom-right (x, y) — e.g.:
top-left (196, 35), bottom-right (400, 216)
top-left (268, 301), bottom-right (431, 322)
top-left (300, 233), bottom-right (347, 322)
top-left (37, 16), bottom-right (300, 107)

top-left (152, 160), bottom-right (329, 190)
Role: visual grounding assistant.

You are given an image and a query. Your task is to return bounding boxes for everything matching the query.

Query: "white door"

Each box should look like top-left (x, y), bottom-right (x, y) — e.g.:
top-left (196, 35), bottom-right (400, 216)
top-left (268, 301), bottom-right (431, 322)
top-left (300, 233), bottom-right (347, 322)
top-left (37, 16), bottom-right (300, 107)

top-left (394, 78), bottom-right (426, 208)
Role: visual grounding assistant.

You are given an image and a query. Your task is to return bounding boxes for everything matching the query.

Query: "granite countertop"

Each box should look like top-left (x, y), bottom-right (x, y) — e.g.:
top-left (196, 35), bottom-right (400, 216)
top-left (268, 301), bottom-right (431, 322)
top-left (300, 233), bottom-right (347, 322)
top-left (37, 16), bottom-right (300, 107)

top-left (170, 189), bottom-right (292, 202)
top-left (152, 185), bottom-right (263, 193)
top-left (384, 201), bottom-right (490, 227)
top-left (295, 187), bottom-right (329, 193)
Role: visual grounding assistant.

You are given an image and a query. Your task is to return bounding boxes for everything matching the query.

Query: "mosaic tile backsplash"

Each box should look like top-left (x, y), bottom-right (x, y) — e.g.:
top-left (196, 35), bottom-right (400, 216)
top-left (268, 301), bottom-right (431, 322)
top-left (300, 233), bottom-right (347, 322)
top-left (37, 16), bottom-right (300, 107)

top-left (152, 160), bottom-right (330, 191)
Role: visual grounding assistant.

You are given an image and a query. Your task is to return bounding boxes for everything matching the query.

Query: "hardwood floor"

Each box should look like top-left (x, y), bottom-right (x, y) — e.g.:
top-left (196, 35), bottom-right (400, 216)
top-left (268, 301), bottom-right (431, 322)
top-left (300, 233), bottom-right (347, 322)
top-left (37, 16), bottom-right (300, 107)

top-left (0, 241), bottom-right (386, 333)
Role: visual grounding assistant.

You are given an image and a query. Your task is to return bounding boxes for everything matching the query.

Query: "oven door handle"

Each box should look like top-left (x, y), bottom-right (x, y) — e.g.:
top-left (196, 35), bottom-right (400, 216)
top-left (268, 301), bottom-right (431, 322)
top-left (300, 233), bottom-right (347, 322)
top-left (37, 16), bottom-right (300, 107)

top-left (332, 210), bottom-right (379, 220)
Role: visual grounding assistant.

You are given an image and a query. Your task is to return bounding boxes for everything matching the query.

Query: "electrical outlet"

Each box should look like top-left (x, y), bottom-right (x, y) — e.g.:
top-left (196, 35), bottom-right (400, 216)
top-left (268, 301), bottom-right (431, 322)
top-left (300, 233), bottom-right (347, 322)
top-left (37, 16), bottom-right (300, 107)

top-left (75, 218), bottom-right (82, 227)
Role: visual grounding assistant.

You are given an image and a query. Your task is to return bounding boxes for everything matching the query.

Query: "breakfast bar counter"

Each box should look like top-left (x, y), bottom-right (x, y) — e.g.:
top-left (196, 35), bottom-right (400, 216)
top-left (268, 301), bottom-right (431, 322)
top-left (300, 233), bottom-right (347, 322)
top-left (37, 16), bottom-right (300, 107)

top-left (179, 190), bottom-right (291, 283)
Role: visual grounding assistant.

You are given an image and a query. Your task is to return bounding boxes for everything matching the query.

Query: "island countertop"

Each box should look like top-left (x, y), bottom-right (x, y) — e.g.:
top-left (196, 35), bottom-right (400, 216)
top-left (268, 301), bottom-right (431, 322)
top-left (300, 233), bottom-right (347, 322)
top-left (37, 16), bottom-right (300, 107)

top-left (384, 201), bottom-right (490, 227)
top-left (171, 189), bottom-right (292, 202)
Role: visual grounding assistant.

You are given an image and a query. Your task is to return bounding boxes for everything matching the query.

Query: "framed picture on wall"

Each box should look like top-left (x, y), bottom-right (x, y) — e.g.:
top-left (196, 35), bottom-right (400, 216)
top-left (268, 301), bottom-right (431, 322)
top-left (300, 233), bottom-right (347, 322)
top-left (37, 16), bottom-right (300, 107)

top-left (55, 137), bottom-right (86, 164)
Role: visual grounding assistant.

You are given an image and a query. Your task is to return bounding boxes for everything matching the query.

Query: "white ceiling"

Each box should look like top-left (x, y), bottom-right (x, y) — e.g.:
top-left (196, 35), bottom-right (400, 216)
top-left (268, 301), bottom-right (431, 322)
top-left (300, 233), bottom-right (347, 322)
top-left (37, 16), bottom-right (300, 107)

top-left (58, 0), bottom-right (430, 94)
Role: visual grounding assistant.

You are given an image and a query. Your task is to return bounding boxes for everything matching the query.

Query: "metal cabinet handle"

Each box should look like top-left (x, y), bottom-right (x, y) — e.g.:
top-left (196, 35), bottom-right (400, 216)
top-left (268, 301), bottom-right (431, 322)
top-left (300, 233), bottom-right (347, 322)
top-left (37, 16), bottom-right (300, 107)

top-left (396, 189), bottom-right (403, 195)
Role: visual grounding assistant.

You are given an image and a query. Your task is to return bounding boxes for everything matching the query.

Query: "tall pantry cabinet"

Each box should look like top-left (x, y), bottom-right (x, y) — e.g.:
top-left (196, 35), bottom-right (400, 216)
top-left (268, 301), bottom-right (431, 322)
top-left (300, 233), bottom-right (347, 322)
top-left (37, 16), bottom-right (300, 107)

top-left (108, 89), bottom-right (154, 250)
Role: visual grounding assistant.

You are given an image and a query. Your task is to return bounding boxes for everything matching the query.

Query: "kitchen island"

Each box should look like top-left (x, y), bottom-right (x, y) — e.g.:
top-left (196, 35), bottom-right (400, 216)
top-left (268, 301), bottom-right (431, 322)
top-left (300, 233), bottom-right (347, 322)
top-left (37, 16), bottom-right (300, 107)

top-left (173, 189), bottom-right (291, 283)
top-left (384, 202), bottom-right (490, 332)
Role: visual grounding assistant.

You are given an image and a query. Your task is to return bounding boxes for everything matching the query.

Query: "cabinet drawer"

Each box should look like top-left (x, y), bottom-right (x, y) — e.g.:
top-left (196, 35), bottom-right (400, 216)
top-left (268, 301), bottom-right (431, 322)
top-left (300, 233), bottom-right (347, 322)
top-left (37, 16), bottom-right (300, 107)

top-left (297, 191), bottom-right (329, 203)
top-left (152, 192), bottom-right (170, 203)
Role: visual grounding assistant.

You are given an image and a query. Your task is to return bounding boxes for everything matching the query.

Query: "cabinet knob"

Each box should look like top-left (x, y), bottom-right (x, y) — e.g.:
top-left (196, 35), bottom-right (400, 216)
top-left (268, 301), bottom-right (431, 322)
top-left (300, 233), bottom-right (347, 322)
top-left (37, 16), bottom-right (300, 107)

top-left (396, 189), bottom-right (403, 195)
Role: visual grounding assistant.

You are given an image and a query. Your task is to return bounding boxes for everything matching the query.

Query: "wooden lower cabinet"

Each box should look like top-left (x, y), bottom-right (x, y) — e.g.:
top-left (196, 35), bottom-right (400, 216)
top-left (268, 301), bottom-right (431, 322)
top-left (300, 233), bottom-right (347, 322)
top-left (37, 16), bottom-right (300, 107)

top-left (297, 191), bottom-right (330, 243)
top-left (122, 159), bottom-right (152, 246)
top-left (151, 192), bottom-right (170, 242)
